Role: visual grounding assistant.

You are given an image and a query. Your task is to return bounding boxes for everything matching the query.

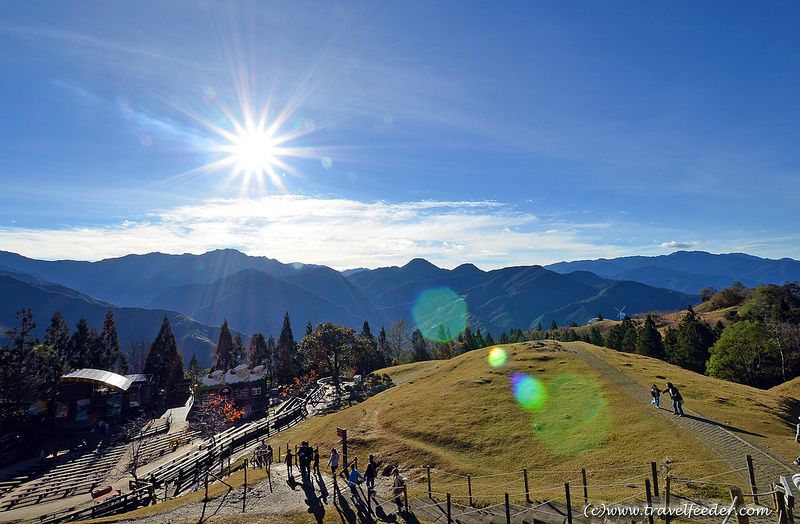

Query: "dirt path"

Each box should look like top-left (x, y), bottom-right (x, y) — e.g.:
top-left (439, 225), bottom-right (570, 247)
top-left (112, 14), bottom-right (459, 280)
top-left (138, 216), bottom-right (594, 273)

top-left (563, 342), bottom-right (796, 491)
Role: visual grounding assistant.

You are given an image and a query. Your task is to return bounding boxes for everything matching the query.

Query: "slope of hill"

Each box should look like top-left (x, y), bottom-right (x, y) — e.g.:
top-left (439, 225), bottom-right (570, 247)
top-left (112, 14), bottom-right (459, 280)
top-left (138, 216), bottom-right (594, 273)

top-left (266, 341), bottom-right (795, 503)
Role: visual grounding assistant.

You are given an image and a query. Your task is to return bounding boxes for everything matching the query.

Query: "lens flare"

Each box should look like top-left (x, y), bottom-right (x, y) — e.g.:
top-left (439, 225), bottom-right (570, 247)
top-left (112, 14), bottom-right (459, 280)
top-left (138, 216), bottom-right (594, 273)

top-left (510, 372), bottom-right (547, 410)
top-left (28, 400), bottom-right (48, 416)
top-left (529, 372), bottom-right (610, 456)
top-left (412, 287), bottom-right (468, 342)
top-left (488, 347), bottom-right (507, 368)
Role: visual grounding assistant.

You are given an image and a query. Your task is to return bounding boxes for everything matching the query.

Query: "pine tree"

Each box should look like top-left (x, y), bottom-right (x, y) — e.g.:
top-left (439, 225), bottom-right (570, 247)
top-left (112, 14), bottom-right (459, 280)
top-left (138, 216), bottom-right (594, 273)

top-left (187, 353), bottom-right (202, 383)
top-left (275, 312), bottom-right (296, 384)
top-left (45, 309), bottom-right (70, 369)
top-left (100, 310), bottom-right (127, 372)
top-left (68, 317), bottom-right (91, 369)
top-left (410, 328), bottom-right (430, 362)
top-left (666, 305), bottom-right (715, 373)
top-left (231, 332), bottom-right (245, 367)
top-left (0, 310), bottom-right (40, 425)
top-left (248, 332), bottom-right (269, 368)
top-left (636, 314), bottom-right (665, 359)
top-left (214, 320), bottom-right (234, 371)
top-left (266, 335), bottom-right (276, 386)
top-left (144, 314), bottom-right (184, 394)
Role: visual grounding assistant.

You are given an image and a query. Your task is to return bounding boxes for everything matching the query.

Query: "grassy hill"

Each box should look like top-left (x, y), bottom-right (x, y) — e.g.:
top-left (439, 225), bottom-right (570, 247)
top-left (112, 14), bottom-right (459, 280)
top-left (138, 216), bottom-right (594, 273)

top-left (263, 340), bottom-right (795, 505)
top-left (104, 339), bottom-right (800, 524)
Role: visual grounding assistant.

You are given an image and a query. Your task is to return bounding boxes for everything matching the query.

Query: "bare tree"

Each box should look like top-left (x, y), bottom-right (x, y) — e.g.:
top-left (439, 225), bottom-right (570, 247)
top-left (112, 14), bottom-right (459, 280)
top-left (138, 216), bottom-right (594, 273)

top-left (126, 339), bottom-right (150, 374)
top-left (387, 319), bottom-right (410, 362)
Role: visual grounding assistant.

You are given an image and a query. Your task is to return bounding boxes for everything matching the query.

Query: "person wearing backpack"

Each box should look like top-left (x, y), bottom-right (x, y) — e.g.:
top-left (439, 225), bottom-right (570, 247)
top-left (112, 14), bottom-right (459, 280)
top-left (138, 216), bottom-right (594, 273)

top-left (392, 467), bottom-right (405, 513)
top-left (662, 382), bottom-right (684, 416)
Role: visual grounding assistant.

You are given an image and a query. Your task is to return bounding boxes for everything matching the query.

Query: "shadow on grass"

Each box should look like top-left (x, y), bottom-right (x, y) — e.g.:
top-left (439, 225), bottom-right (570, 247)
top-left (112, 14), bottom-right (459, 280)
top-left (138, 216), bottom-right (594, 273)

top-left (198, 485), bottom-right (233, 523)
top-left (673, 411), bottom-right (766, 438)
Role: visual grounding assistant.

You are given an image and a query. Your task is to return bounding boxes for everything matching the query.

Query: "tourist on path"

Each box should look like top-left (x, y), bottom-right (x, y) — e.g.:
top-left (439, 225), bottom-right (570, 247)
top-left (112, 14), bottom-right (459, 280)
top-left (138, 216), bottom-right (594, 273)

top-left (365, 455), bottom-right (378, 493)
top-left (347, 464), bottom-right (366, 498)
top-left (313, 447), bottom-right (320, 474)
top-left (327, 447), bottom-right (340, 478)
top-left (793, 416), bottom-right (800, 466)
top-left (285, 448), bottom-right (294, 476)
top-left (662, 382), bottom-right (684, 416)
top-left (392, 468), bottom-right (405, 513)
top-left (651, 384), bottom-right (661, 408)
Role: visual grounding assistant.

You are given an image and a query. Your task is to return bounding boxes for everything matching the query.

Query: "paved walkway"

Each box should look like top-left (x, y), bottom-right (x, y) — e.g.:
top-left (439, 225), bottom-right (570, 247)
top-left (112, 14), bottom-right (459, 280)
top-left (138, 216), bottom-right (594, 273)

top-left (563, 342), bottom-right (795, 488)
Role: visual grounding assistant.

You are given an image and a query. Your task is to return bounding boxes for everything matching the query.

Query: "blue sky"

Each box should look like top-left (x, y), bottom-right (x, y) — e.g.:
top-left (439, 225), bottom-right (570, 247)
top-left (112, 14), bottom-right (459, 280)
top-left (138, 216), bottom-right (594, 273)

top-left (1, 1), bottom-right (798, 270)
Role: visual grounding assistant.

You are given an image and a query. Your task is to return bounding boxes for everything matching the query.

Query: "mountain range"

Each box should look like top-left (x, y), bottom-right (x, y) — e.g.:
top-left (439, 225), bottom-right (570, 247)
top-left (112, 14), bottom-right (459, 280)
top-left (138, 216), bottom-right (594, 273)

top-left (1, 249), bottom-right (797, 369)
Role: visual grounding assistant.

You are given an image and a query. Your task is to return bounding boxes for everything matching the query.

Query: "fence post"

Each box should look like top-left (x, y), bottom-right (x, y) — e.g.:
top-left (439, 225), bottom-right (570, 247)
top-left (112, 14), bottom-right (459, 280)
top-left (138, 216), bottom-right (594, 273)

top-left (447, 492), bottom-right (452, 524)
top-left (468, 474), bottom-right (473, 507)
top-left (651, 461), bottom-right (659, 496)
top-left (665, 476), bottom-right (671, 524)
top-left (506, 492), bottom-right (511, 524)
top-left (582, 468), bottom-right (588, 507)
top-left (204, 471), bottom-right (209, 502)
top-left (524, 468), bottom-right (530, 503)
top-left (746, 455), bottom-right (759, 505)
top-left (565, 482), bottom-right (573, 524)
top-left (774, 484), bottom-right (788, 524)
top-left (729, 487), bottom-right (750, 524)
top-left (645, 478), bottom-right (654, 524)
top-left (427, 466), bottom-right (432, 498)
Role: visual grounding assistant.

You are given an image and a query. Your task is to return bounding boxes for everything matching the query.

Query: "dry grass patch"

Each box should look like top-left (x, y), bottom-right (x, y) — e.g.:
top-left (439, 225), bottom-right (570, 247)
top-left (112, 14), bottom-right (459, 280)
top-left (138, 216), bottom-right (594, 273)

top-left (266, 341), bottom-right (741, 505)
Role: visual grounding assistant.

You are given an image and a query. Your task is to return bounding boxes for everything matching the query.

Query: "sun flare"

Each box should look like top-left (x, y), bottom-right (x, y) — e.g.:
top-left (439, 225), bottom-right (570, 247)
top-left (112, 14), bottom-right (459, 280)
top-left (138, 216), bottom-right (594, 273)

top-left (228, 127), bottom-right (278, 175)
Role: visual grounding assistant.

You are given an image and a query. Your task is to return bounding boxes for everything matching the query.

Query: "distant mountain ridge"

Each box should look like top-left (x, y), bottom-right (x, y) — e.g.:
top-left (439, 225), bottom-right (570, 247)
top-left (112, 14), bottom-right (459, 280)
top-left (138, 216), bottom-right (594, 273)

top-left (545, 251), bottom-right (800, 293)
top-left (1, 249), bottom-right (794, 369)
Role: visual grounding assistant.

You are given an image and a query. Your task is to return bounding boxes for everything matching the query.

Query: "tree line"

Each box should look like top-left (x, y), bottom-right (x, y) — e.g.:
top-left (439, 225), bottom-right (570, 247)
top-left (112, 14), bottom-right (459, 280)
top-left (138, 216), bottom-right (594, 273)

top-left (533, 282), bottom-right (800, 389)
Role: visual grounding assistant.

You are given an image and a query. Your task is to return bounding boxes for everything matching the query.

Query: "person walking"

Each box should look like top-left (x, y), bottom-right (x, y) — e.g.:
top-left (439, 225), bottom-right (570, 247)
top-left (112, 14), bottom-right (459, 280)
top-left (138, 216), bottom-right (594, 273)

top-left (365, 455), bottom-right (377, 494)
top-left (327, 447), bottom-right (340, 491)
top-left (347, 464), bottom-right (366, 498)
top-left (313, 447), bottom-right (320, 474)
top-left (285, 448), bottom-right (294, 476)
top-left (391, 468), bottom-right (405, 513)
top-left (793, 416), bottom-right (800, 466)
top-left (651, 384), bottom-right (661, 408)
top-left (662, 382), bottom-right (684, 416)
top-left (327, 447), bottom-right (340, 477)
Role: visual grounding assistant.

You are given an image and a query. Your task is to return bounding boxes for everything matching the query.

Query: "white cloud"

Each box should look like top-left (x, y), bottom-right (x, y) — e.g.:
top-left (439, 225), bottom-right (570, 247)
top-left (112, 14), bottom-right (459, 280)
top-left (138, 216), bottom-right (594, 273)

top-left (660, 241), bottom-right (704, 249)
top-left (0, 196), bottom-right (627, 269)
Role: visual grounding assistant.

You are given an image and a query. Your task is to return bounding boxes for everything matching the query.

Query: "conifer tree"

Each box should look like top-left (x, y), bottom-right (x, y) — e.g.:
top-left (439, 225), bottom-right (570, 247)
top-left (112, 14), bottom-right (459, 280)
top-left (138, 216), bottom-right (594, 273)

top-left (231, 332), bottom-right (245, 367)
top-left (275, 312), bottom-right (296, 384)
top-left (45, 309), bottom-right (70, 368)
top-left (68, 317), bottom-right (91, 369)
top-left (636, 314), bottom-right (665, 359)
top-left (144, 314), bottom-right (184, 394)
top-left (187, 352), bottom-right (202, 383)
top-left (214, 320), bottom-right (234, 371)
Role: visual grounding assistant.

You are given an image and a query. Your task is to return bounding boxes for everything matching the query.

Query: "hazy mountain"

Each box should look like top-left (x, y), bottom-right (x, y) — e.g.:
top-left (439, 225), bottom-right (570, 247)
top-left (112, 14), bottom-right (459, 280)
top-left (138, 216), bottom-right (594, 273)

top-left (545, 251), bottom-right (800, 292)
top-left (143, 268), bottom-right (368, 337)
top-left (8, 249), bottom-right (799, 367)
top-left (0, 249), bottom-right (311, 307)
top-left (0, 274), bottom-right (220, 368)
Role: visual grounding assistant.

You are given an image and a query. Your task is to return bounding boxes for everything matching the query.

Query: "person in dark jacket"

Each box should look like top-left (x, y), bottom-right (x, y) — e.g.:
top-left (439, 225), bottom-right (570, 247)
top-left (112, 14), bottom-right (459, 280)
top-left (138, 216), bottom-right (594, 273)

top-left (662, 382), bottom-right (684, 416)
top-left (365, 455), bottom-right (378, 493)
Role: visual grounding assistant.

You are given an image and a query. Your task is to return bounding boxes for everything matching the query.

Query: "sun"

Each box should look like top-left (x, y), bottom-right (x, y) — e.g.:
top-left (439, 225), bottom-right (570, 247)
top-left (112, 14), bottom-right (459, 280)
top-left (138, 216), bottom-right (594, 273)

top-left (228, 127), bottom-right (278, 176)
